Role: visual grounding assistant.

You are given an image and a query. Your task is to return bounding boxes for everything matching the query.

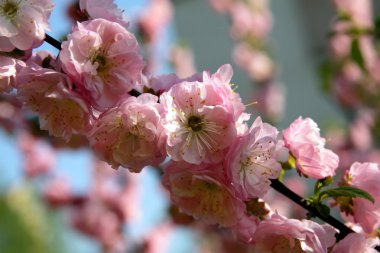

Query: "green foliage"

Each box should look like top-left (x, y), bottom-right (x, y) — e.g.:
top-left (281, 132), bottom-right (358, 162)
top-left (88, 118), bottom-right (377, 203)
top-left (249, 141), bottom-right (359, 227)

top-left (319, 186), bottom-right (375, 203)
top-left (350, 38), bottom-right (366, 72)
top-left (0, 187), bottom-right (62, 253)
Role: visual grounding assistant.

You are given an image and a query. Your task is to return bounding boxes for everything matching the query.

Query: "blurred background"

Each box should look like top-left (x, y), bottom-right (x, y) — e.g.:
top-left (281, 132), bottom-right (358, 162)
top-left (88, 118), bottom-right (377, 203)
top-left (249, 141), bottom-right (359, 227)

top-left (1, 0), bottom-right (380, 252)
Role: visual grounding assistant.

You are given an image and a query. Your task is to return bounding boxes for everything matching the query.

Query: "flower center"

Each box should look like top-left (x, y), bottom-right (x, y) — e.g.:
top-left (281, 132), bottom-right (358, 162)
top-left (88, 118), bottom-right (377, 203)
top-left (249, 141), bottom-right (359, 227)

top-left (1, 0), bottom-right (18, 19)
top-left (187, 115), bottom-right (203, 132)
top-left (92, 54), bottom-right (108, 72)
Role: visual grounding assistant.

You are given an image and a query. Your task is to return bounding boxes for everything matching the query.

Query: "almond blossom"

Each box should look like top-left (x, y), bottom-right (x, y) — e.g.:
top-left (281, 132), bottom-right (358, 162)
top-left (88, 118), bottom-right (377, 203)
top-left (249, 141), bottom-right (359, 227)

top-left (250, 214), bottom-right (336, 253)
top-left (15, 64), bottom-right (92, 140)
top-left (339, 162), bottom-right (380, 234)
top-left (331, 233), bottom-right (379, 253)
top-left (79, 0), bottom-right (128, 27)
top-left (88, 94), bottom-right (165, 172)
top-left (160, 65), bottom-right (244, 164)
top-left (0, 55), bottom-right (16, 92)
top-left (0, 0), bottom-right (54, 52)
top-left (226, 116), bottom-right (288, 199)
top-left (59, 18), bottom-right (145, 110)
top-left (162, 161), bottom-right (245, 227)
top-left (283, 117), bottom-right (339, 179)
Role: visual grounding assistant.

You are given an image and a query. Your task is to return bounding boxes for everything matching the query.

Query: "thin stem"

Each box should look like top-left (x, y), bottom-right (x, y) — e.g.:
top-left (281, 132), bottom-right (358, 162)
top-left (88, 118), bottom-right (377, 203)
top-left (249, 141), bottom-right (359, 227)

top-left (44, 34), bottom-right (62, 50)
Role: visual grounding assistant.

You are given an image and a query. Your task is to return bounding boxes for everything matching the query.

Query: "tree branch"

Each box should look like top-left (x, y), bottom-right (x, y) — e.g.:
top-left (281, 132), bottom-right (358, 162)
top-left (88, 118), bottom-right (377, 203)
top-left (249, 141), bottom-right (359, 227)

top-left (44, 34), bottom-right (62, 50)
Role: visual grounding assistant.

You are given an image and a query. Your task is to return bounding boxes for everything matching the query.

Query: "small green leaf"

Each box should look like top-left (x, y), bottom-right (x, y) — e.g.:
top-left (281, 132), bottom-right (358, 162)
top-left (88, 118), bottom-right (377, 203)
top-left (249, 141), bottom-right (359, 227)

top-left (350, 39), bottom-right (366, 71)
top-left (320, 186), bottom-right (374, 203)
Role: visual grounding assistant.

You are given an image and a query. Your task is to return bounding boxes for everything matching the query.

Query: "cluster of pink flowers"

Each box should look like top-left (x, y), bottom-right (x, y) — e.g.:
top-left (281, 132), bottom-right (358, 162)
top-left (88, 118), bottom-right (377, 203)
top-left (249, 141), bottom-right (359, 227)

top-left (2, 0), bottom-right (380, 252)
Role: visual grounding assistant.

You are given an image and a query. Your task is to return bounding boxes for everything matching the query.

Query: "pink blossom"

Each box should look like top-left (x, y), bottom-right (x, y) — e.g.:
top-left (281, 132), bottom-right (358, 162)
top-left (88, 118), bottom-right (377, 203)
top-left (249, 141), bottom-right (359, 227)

top-left (334, 0), bottom-right (372, 27)
top-left (0, 0), bottom-right (54, 52)
top-left (230, 214), bottom-right (260, 243)
top-left (208, 0), bottom-right (233, 13)
top-left (253, 83), bottom-right (285, 121)
top-left (233, 45), bottom-right (274, 82)
top-left (171, 45), bottom-right (197, 78)
top-left (162, 161), bottom-right (245, 227)
top-left (138, 0), bottom-right (173, 43)
top-left (226, 117), bottom-right (288, 199)
top-left (24, 141), bottom-right (55, 178)
top-left (230, 2), bottom-right (272, 39)
top-left (202, 64), bottom-right (246, 121)
top-left (59, 18), bottom-right (145, 110)
top-left (88, 94), bottom-right (165, 172)
top-left (349, 110), bottom-right (374, 151)
top-left (0, 55), bottom-right (16, 92)
top-left (160, 66), bottom-right (242, 165)
top-left (79, 0), bottom-right (128, 27)
top-left (331, 233), bottom-right (379, 253)
top-left (43, 177), bottom-right (72, 207)
top-left (142, 73), bottom-right (182, 96)
top-left (283, 117), bottom-right (339, 179)
top-left (340, 162), bottom-right (380, 234)
top-left (144, 223), bottom-right (174, 253)
top-left (251, 214), bottom-right (336, 253)
top-left (15, 64), bottom-right (93, 140)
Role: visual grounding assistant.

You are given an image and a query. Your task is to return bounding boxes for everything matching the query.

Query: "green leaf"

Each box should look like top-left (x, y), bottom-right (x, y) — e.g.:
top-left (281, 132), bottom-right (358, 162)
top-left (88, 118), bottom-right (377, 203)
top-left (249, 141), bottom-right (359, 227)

top-left (350, 39), bottom-right (366, 71)
top-left (320, 186), bottom-right (374, 203)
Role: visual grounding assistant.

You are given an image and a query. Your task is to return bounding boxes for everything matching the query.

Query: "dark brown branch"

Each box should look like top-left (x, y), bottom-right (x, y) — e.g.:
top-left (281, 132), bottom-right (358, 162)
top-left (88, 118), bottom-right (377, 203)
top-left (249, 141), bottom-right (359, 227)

top-left (44, 34), bottom-right (62, 50)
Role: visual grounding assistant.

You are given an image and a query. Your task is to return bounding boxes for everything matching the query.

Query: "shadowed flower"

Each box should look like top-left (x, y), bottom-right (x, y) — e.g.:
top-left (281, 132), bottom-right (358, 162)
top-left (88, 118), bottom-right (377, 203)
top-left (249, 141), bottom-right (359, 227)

top-left (162, 161), bottom-right (245, 227)
top-left (88, 94), bottom-right (165, 172)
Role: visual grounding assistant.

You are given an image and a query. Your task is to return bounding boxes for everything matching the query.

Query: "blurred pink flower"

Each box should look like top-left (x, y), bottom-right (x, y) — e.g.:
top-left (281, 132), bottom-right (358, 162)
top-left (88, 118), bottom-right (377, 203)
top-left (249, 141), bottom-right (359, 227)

top-left (88, 94), bottom-right (165, 171)
top-left (334, 0), bottom-right (372, 27)
top-left (144, 223), bottom-right (174, 253)
top-left (0, 55), bottom-right (16, 92)
top-left (283, 117), bottom-right (339, 179)
top-left (233, 45), bottom-right (274, 82)
top-left (162, 161), bottom-right (245, 227)
top-left (341, 162), bottom-right (380, 234)
top-left (18, 132), bottom-right (55, 177)
top-left (138, 0), bottom-right (173, 43)
top-left (349, 110), bottom-right (374, 151)
top-left (79, 0), bottom-right (128, 27)
top-left (0, 0), bottom-right (54, 51)
top-left (253, 83), bottom-right (285, 121)
top-left (16, 64), bottom-right (93, 140)
top-left (331, 233), bottom-right (379, 253)
top-left (226, 116), bottom-right (288, 199)
top-left (208, 0), bottom-right (233, 13)
top-left (43, 177), bottom-right (72, 207)
top-left (251, 214), bottom-right (336, 253)
top-left (171, 45), bottom-right (197, 78)
top-left (230, 2), bottom-right (272, 39)
top-left (230, 214), bottom-right (260, 243)
top-left (59, 18), bottom-right (145, 110)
